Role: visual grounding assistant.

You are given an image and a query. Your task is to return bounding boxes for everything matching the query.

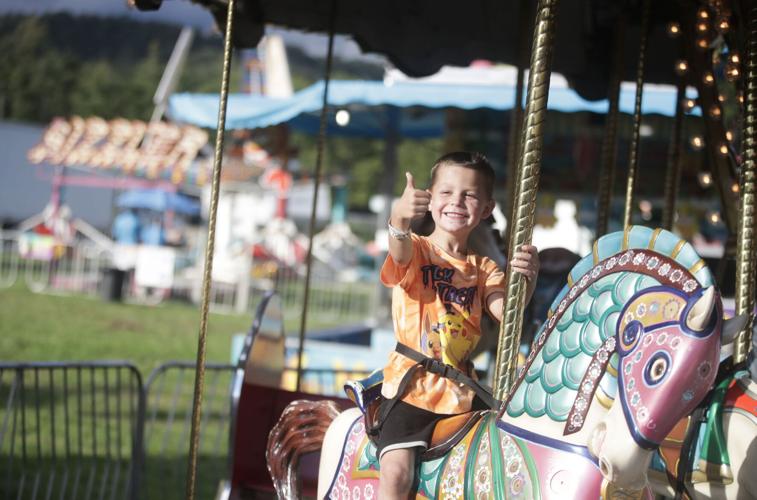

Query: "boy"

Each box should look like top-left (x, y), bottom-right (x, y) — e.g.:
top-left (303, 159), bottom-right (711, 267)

top-left (377, 151), bottom-right (539, 498)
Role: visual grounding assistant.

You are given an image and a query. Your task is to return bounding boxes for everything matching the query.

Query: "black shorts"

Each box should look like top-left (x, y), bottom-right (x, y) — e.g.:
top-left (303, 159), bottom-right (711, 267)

top-left (374, 399), bottom-right (454, 459)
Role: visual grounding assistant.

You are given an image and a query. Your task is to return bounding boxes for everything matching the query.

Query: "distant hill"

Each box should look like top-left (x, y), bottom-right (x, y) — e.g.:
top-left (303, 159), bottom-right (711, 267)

top-left (0, 13), bottom-right (384, 124)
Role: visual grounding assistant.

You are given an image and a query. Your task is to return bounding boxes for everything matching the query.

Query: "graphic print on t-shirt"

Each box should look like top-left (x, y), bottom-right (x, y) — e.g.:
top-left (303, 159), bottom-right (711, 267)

top-left (420, 263), bottom-right (476, 367)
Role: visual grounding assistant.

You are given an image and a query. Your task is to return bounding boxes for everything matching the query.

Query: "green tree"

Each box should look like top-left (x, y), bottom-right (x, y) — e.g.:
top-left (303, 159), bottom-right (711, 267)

top-left (0, 17), bottom-right (79, 121)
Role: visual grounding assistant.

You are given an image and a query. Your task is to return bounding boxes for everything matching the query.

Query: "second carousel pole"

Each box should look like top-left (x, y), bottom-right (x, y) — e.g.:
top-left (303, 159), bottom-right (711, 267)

top-left (734, 4), bottom-right (757, 364)
top-left (494, 0), bottom-right (559, 401)
top-left (622, 0), bottom-right (651, 230)
top-left (185, 0), bottom-right (235, 497)
top-left (295, 0), bottom-right (337, 391)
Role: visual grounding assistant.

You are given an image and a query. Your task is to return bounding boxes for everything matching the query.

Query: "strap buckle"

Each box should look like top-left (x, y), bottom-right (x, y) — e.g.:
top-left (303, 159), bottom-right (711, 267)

top-left (422, 357), bottom-right (451, 378)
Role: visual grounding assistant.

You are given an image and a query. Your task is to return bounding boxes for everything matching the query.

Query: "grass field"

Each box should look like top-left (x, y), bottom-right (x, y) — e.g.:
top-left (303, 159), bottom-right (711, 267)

top-left (0, 283), bottom-right (253, 375)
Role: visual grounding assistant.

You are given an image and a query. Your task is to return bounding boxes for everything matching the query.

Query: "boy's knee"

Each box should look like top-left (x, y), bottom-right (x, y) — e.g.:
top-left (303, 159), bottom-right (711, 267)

top-left (380, 453), bottom-right (415, 493)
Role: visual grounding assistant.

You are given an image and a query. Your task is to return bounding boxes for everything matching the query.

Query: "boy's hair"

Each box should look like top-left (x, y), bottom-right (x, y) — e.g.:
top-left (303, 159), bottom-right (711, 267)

top-left (429, 151), bottom-right (496, 199)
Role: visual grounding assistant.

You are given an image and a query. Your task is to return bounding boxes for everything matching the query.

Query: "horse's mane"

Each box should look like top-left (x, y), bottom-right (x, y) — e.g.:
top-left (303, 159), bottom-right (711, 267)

top-left (505, 226), bottom-right (713, 423)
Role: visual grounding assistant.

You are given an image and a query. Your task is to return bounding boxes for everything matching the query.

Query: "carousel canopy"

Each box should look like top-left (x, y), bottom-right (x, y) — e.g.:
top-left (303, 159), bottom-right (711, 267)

top-left (167, 78), bottom-right (698, 135)
top-left (135, 0), bottom-right (683, 101)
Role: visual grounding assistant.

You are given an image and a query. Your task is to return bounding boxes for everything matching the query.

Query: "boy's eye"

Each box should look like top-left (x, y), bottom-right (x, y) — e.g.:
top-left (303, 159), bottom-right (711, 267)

top-left (465, 193), bottom-right (478, 199)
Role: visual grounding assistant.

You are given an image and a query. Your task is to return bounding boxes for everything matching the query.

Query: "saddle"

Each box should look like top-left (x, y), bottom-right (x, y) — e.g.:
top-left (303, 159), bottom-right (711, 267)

top-left (344, 344), bottom-right (496, 459)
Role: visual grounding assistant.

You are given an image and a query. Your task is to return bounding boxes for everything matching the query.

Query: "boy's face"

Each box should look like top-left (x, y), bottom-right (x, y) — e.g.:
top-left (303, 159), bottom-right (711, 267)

top-left (428, 165), bottom-right (494, 237)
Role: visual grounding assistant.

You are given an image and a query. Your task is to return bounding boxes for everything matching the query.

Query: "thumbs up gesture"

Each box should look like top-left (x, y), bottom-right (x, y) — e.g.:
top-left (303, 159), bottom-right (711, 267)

top-left (391, 172), bottom-right (431, 230)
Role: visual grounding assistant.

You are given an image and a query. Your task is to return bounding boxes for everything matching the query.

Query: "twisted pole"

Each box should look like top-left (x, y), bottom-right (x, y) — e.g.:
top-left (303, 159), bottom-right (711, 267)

top-left (623, 0), bottom-right (651, 230)
top-left (185, 0), bottom-right (235, 497)
top-left (595, 17), bottom-right (625, 237)
top-left (661, 80), bottom-right (686, 230)
top-left (296, 1), bottom-right (336, 390)
top-left (494, 0), bottom-right (559, 400)
top-left (734, 5), bottom-right (757, 364)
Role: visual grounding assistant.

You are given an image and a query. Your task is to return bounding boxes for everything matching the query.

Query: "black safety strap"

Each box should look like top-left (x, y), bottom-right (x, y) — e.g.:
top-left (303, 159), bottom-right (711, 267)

top-left (673, 358), bottom-right (745, 499)
top-left (368, 343), bottom-right (500, 439)
top-left (394, 343), bottom-right (500, 409)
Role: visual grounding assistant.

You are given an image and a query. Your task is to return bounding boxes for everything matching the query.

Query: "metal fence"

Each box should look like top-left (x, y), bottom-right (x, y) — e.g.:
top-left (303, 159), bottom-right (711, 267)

top-left (0, 362), bottom-right (145, 500)
top-left (0, 360), bottom-right (362, 500)
top-left (0, 233), bottom-right (377, 324)
top-left (141, 362), bottom-right (235, 500)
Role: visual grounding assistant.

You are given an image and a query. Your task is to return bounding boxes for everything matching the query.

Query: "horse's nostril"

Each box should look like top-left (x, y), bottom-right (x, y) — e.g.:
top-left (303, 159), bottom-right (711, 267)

top-left (599, 458), bottom-right (611, 478)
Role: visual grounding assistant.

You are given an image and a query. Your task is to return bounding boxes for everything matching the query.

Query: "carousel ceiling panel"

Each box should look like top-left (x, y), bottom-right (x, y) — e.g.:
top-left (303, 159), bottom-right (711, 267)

top-left (137, 0), bottom-right (683, 100)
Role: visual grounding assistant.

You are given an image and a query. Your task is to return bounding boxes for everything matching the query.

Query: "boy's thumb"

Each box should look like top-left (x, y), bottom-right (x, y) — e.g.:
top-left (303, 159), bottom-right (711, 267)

top-left (405, 172), bottom-right (415, 190)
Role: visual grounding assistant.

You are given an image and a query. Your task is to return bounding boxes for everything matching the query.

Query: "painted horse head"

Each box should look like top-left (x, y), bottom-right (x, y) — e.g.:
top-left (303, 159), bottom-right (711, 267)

top-left (503, 227), bottom-right (745, 492)
top-left (588, 286), bottom-right (723, 489)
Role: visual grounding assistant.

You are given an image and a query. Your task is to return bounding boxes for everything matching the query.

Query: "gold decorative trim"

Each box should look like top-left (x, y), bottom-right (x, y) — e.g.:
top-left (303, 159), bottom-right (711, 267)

top-left (688, 259), bottom-right (706, 275)
top-left (594, 387), bottom-right (614, 409)
top-left (671, 239), bottom-right (686, 258)
top-left (606, 361), bottom-right (618, 377)
top-left (567, 274), bottom-right (574, 287)
top-left (648, 228), bottom-right (662, 249)
top-left (593, 240), bottom-right (599, 264)
top-left (623, 226), bottom-right (631, 250)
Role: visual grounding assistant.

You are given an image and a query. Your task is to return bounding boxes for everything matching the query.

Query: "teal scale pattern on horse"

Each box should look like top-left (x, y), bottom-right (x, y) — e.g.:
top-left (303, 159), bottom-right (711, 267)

top-left (507, 226), bottom-right (714, 421)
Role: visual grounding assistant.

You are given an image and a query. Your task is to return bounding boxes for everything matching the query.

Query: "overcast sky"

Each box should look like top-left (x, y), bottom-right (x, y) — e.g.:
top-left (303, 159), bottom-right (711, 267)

top-left (0, 0), bottom-right (387, 63)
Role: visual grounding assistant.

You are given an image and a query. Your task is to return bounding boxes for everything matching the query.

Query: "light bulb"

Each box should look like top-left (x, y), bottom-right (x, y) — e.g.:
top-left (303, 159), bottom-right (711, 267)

top-left (335, 109), bottom-right (351, 127)
top-left (719, 143), bottom-right (728, 155)
top-left (691, 136), bottom-right (705, 150)
top-left (667, 22), bottom-right (681, 37)
top-left (675, 60), bottom-right (689, 75)
top-left (726, 130), bottom-right (733, 141)
top-left (698, 171), bottom-right (713, 187)
top-left (710, 105), bottom-right (722, 118)
top-left (703, 72), bottom-right (715, 85)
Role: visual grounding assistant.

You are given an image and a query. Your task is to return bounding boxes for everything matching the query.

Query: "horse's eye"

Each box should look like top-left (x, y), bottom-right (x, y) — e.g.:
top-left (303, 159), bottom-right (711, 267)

top-left (644, 351), bottom-right (670, 386)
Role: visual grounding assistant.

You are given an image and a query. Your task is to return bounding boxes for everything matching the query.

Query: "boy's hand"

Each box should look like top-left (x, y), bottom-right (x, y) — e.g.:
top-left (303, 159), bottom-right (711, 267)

top-left (390, 172), bottom-right (431, 230)
top-left (510, 245), bottom-right (539, 282)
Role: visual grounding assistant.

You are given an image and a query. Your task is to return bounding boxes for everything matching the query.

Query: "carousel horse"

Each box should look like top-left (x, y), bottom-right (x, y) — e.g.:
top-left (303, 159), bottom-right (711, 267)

top-left (267, 227), bottom-right (749, 498)
top-left (647, 331), bottom-right (757, 500)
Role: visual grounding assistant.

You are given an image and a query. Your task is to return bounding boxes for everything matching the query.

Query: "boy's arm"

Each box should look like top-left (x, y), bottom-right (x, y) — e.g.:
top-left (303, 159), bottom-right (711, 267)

top-left (486, 245), bottom-right (540, 321)
top-left (388, 172), bottom-right (431, 266)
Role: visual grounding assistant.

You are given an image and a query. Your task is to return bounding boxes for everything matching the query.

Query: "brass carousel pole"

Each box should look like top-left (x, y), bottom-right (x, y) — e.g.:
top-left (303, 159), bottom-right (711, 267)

top-left (494, 0), bottom-right (559, 400)
top-left (734, 4), bottom-right (757, 364)
top-left (623, 0), bottom-right (651, 230)
top-left (295, 0), bottom-right (336, 391)
top-left (185, 0), bottom-right (235, 497)
top-left (596, 17), bottom-right (625, 237)
top-left (661, 80), bottom-right (686, 231)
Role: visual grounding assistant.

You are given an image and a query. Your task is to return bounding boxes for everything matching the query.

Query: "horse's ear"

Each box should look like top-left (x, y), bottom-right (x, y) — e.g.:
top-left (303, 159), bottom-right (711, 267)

top-left (721, 313), bottom-right (749, 345)
top-left (686, 286), bottom-right (716, 332)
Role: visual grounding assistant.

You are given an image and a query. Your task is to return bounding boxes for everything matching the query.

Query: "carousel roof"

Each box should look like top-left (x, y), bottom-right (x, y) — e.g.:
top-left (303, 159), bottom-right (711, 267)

top-left (135, 0), bottom-right (685, 101)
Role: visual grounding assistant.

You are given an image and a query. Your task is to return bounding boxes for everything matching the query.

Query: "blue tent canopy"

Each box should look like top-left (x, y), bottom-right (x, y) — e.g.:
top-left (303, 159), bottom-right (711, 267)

top-left (167, 79), bottom-right (699, 138)
top-left (117, 189), bottom-right (200, 216)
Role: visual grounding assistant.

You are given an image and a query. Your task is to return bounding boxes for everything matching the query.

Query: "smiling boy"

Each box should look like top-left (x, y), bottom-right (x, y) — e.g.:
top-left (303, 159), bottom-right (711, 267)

top-left (376, 151), bottom-right (540, 498)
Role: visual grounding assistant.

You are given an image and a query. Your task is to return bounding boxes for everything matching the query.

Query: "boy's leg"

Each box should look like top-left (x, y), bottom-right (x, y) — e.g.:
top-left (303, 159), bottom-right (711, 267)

top-left (378, 447), bottom-right (416, 499)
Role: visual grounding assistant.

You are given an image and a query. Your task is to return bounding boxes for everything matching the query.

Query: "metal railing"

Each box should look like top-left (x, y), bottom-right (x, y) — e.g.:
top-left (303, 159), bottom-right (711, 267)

top-left (1, 233), bottom-right (377, 324)
top-left (0, 359), bottom-right (368, 500)
top-left (141, 362), bottom-right (235, 500)
top-left (0, 362), bottom-right (145, 500)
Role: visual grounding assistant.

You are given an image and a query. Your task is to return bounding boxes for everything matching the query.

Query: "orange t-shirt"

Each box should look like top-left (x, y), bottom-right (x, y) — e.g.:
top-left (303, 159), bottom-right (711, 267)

top-left (380, 234), bottom-right (505, 414)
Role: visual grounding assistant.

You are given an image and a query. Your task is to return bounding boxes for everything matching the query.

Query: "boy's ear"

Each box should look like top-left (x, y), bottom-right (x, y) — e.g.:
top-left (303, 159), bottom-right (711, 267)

top-left (481, 199), bottom-right (495, 219)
